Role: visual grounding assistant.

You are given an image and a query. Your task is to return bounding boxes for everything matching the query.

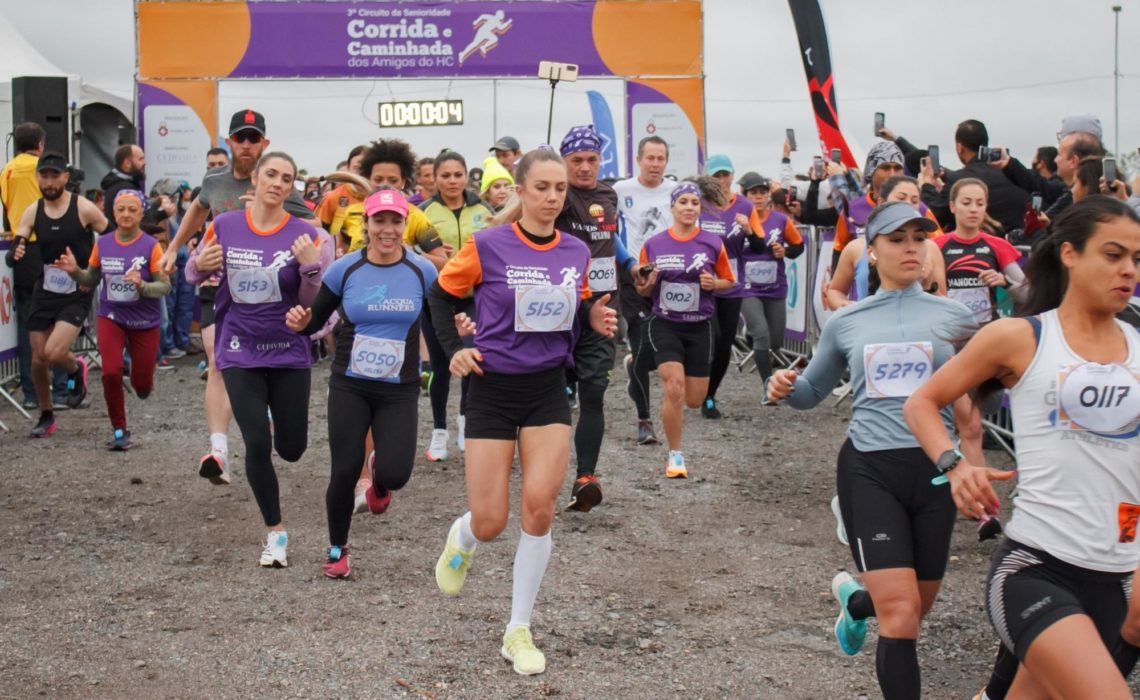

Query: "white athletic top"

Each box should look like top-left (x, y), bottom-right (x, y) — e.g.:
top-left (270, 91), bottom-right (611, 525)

top-left (1005, 309), bottom-right (1140, 573)
top-left (614, 177), bottom-right (674, 259)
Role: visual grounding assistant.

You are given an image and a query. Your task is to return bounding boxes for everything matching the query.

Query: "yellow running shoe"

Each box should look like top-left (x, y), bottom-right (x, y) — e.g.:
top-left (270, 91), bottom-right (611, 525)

top-left (501, 626), bottom-right (546, 675)
top-left (665, 450), bottom-right (688, 479)
top-left (435, 518), bottom-right (474, 596)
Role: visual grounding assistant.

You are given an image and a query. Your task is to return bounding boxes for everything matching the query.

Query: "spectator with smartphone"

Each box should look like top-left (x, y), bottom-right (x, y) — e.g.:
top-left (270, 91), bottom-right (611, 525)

top-left (999, 115), bottom-right (1104, 217)
top-left (918, 119), bottom-right (1027, 234)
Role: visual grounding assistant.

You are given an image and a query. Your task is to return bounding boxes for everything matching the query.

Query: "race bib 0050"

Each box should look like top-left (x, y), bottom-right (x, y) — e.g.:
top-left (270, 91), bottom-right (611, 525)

top-left (514, 285), bottom-right (576, 333)
top-left (106, 274), bottom-right (139, 302)
top-left (864, 341), bottom-right (934, 399)
top-left (229, 267), bottom-right (282, 305)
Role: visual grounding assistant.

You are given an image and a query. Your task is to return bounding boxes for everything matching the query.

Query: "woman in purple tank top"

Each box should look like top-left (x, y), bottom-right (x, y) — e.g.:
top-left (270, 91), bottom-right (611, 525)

top-left (187, 152), bottom-right (330, 569)
top-left (426, 148), bottom-right (617, 675)
top-left (54, 190), bottom-right (171, 451)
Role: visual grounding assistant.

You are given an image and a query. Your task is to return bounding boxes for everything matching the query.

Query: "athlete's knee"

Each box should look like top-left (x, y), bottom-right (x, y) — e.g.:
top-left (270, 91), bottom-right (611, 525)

top-left (683, 394), bottom-right (703, 410)
top-left (470, 510), bottom-right (508, 542)
top-left (662, 375), bottom-right (684, 404)
top-left (873, 592), bottom-right (923, 637)
top-left (578, 381), bottom-right (607, 411)
top-left (1121, 613), bottom-right (1140, 646)
top-left (274, 433), bottom-right (307, 463)
top-left (519, 493), bottom-right (556, 534)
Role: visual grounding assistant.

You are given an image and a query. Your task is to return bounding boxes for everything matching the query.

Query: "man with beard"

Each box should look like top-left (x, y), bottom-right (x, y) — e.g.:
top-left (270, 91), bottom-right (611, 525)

top-left (5, 152), bottom-right (108, 436)
top-left (101, 144), bottom-right (174, 232)
top-left (159, 109), bottom-right (318, 486)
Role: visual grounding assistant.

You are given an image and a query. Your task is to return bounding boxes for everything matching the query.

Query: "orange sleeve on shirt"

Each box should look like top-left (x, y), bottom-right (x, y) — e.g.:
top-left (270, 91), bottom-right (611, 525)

top-left (578, 266), bottom-right (593, 302)
top-left (638, 248), bottom-right (648, 266)
top-left (714, 244), bottom-right (735, 282)
top-left (784, 219), bottom-right (804, 245)
top-left (748, 210), bottom-right (764, 237)
top-left (925, 209), bottom-right (943, 238)
top-left (833, 218), bottom-right (851, 251)
top-left (201, 224), bottom-right (217, 248)
top-left (149, 243), bottom-right (164, 273)
top-left (437, 236), bottom-right (482, 297)
top-left (88, 240), bottom-right (100, 267)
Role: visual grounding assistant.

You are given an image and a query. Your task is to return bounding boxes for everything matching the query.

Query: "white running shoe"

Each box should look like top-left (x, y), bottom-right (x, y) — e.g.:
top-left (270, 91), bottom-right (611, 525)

top-left (426, 429), bottom-right (449, 462)
top-left (259, 530), bottom-right (289, 568)
top-left (354, 478), bottom-right (372, 515)
top-left (831, 495), bottom-right (849, 546)
top-left (456, 414), bottom-right (466, 452)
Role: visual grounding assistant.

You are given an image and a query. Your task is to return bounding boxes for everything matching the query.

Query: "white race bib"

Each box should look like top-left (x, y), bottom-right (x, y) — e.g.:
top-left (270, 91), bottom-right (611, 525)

top-left (864, 341), bottom-right (935, 398)
top-left (586, 256), bottom-right (617, 293)
top-left (1058, 363), bottom-right (1140, 432)
top-left (43, 265), bottom-right (77, 294)
top-left (949, 286), bottom-right (992, 323)
top-left (514, 285), bottom-right (576, 332)
top-left (349, 335), bottom-right (406, 380)
top-left (106, 275), bottom-right (139, 302)
top-left (229, 267), bottom-right (282, 305)
top-left (660, 281), bottom-right (700, 313)
top-left (744, 260), bottom-right (778, 286)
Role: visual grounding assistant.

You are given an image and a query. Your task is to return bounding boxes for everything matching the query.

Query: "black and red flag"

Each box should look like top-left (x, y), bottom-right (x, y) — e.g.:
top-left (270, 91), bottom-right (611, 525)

top-left (787, 0), bottom-right (858, 168)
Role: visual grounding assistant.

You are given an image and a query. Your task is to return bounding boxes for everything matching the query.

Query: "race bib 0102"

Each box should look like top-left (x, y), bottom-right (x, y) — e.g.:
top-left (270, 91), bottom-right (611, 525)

top-left (349, 335), bottom-right (406, 380)
top-left (660, 281), bottom-right (700, 313)
top-left (949, 286), bottom-right (993, 323)
top-left (1057, 362), bottom-right (1140, 433)
top-left (744, 260), bottom-right (778, 286)
top-left (106, 274), bottom-right (140, 302)
top-left (229, 267), bottom-right (282, 305)
top-left (514, 285), bottom-right (576, 333)
top-left (43, 265), bottom-right (77, 295)
top-left (587, 256), bottom-right (617, 293)
top-left (864, 341), bottom-right (935, 399)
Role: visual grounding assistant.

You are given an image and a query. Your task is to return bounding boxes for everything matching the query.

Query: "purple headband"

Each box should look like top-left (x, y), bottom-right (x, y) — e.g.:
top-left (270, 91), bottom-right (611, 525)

top-left (670, 182), bottom-right (701, 206)
top-left (114, 189), bottom-right (147, 207)
top-left (559, 125), bottom-right (602, 157)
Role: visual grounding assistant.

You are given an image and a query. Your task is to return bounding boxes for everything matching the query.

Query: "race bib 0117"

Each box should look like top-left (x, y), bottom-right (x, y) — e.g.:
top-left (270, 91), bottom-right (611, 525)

top-left (514, 285), bottom-right (576, 333)
top-left (1057, 362), bottom-right (1140, 433)
top-left (864, 341), bottom-right (935, 399)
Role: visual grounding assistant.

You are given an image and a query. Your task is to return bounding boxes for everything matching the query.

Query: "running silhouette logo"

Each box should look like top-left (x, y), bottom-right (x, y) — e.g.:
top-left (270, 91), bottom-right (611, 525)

top-left (459, 10), bottom-right (512, 65)
top-left (685, 253), bottom-right (710, 273)
top-left (558, 266), bottom-right (580, 287)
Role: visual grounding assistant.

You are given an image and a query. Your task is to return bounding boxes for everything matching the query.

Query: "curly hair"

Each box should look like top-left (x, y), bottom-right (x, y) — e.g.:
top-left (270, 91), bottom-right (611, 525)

top-left (359, 139), bottom-right (417, 190)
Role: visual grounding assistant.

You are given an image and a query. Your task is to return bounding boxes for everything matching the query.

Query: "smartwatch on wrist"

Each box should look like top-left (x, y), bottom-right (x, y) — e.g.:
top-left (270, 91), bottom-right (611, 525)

top-left (936, 448), bottom-right (965, 474)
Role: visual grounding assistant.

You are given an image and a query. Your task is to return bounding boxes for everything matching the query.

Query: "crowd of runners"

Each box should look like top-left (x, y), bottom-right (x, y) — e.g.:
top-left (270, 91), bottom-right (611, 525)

top-left (3, 108), bottom-right (1140, 698)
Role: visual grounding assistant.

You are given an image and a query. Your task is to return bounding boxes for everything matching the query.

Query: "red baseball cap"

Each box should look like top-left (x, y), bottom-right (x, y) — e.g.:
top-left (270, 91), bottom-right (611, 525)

top-left (364, 189), bottom-right (409, 217)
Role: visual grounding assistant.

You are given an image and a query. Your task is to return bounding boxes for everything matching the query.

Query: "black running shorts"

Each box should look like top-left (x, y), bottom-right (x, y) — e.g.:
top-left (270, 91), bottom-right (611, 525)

top-left (647, 316), bottom-right (712, 377)
top-left (986, 538), bottom-right (1130, 661)
top-left (464, 367), bottom-right (571, 440)
top-left (198, 284), bottom-right (217, 329)
top-left (835, 438), bottom-right (957, 581)
top-left (26, 290), bottom-right (93, 332)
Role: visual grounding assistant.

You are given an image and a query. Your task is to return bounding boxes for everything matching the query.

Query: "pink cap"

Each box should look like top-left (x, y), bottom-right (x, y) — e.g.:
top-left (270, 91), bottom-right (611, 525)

top-left (364, 189), bottom-right (409, 217)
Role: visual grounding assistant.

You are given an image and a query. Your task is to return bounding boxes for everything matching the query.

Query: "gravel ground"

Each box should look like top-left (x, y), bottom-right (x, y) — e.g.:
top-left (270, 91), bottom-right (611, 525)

top-left (1, 351), bottom-right (1134, 699)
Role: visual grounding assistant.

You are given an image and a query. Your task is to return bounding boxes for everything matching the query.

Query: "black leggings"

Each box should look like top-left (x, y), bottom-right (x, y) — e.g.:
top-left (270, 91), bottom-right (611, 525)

top-left (706, 296), bottom-right (743, 400)
top-left (626, 312), bottom-right (655, 420)
top-left (326, 373), bottom-right (418, 547)
top-left (421, 302), bottom-right (471, 429)
top-left (221, 367), bottom-right (311, 527)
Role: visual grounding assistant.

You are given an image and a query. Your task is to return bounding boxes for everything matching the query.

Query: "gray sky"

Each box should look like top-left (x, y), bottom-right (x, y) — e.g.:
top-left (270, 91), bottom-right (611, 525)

top-left (3, 0), bottom-right (1138, 177)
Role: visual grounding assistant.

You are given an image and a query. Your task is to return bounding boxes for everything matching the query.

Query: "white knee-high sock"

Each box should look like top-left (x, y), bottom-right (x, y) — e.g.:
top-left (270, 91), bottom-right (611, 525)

top-left (210, 432), bottom-right (228, 457)
top-left (455, 512), bottom-right (480, 551)
top-left (508, 529), bottom-right (552, 631)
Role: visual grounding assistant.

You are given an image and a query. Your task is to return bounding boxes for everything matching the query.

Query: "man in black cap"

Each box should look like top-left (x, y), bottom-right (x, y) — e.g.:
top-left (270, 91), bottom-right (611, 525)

top-left (158, 109), bottom-right (317, 486)
top-left (489, 136), bottom-right (521, 176)
top-left (5, 152), bottom-right (108, 436)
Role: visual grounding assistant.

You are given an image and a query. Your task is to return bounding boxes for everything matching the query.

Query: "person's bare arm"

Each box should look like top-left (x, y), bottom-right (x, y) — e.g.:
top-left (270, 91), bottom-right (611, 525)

top-left (77, 196), bottom-right (109, 233)
top-left (161, 198), bottom-right (209, 272)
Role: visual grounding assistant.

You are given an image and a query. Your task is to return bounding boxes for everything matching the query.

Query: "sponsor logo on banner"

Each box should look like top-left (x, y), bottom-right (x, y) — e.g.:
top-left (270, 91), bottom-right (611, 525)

top-left (1, 242), bottom-right (20, 361)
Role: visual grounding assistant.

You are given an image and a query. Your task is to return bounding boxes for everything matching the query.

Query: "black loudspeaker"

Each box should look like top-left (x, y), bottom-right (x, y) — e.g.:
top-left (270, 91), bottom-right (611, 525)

top-left (12, 76), bottom-right (69, 159)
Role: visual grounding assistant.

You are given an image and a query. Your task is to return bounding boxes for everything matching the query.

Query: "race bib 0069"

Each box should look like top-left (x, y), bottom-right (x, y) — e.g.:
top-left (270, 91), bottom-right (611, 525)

top-left (587, 256), bottom-right (617, 293)
top-left (864, 341), bottom-right (934, 399)
top-left (514, 285), bottom-right (576, 333)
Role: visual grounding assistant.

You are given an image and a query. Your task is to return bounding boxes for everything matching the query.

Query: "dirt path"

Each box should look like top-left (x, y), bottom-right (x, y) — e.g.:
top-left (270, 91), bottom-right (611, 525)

top-left (1, 355), bottom-right (1133, 699)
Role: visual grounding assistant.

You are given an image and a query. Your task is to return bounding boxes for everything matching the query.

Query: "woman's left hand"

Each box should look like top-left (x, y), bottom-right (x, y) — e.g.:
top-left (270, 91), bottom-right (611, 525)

top-left (978, 270), bottom-right (1006, 288)
top-left (291, 234), bottom-right (321, 267)
top-left (770, 241), bottom-right (786, 259)
top-left (122, 267), bottom-right (144, 288)
top-left (699, 270), bottom-right (716, 291)
top-left (589, 294), bottom-right (618, 338)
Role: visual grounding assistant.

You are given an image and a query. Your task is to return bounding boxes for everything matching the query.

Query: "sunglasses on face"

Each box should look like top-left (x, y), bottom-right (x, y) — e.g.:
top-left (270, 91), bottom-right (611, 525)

top-left (231, 131), bottom-right (263, 144)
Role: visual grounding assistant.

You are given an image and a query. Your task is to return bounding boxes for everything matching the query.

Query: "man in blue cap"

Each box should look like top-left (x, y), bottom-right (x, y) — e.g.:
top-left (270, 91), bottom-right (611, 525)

top-left (556, 125), bottom-right (635, 513)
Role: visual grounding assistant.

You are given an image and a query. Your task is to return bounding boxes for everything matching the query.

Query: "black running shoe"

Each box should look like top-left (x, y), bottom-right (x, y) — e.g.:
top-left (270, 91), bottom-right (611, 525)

top-left (700, 398), bottom-right (721, 419)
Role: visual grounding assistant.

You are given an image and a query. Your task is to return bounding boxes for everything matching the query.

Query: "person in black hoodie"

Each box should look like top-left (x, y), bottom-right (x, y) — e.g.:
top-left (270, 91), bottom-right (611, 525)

top-left (100, 144), bottom-right (170, 231)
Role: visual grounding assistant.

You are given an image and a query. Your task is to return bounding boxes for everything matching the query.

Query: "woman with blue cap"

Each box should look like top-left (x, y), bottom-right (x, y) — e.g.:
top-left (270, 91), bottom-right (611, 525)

top-left (767, 201), bottom-right (978, 699)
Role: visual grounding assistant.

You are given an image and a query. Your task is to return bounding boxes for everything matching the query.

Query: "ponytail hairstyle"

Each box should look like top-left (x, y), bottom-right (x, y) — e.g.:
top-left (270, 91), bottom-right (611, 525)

top-left (879, 174), bottom-right (919, 202)
top-left (1023, 195), bottom-right (1140, 315)
top-left (494, 147), bottom-right (566, 224)
top-left (433, 149), bottom-right (467, 175)
top-left (691, 174), bottom-right (728, 209)
top-left (253, 151), bottom-right (298, 179)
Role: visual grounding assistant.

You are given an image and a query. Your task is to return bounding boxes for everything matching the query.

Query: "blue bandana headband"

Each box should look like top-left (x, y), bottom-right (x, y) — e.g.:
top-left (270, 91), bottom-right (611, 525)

top-left (114, 189), bottom-right (147, 207)
top-left (559, 125), bottom-right (602, 157)
top-left (670, 182), bottom-right (701, 206)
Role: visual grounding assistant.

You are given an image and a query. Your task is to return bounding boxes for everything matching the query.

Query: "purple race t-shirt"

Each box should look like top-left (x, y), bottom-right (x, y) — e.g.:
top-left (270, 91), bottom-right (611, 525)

top-left (206, 210), bottom-right (315, 371)
top-left (640, 227), bottom-right (734, 323)
top-left (438, 223), bottom-right (592, 375)
top-left (698, 194), bottom-right (753, 298)
top-left (92, 231), bottom-right (163, 330)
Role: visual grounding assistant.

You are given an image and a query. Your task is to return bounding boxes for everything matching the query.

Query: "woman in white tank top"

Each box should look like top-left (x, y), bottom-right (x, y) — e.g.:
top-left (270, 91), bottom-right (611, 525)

top-left (904, 196), bottom-right (1140, 700)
